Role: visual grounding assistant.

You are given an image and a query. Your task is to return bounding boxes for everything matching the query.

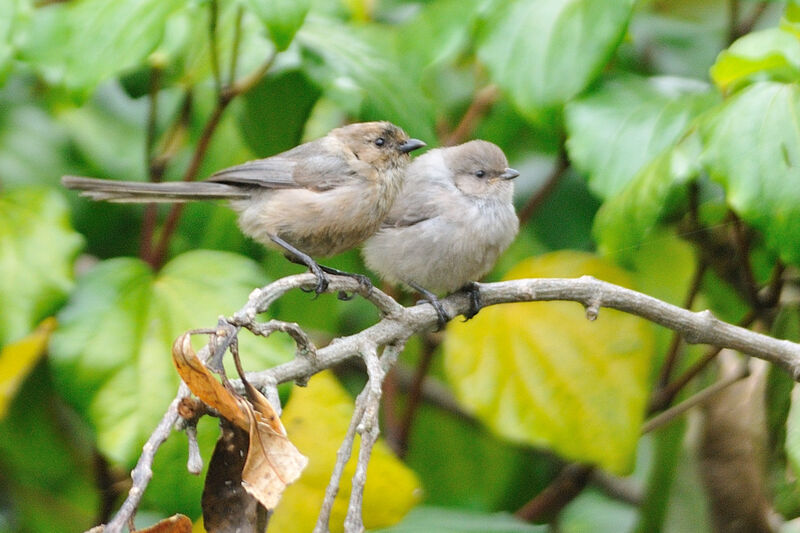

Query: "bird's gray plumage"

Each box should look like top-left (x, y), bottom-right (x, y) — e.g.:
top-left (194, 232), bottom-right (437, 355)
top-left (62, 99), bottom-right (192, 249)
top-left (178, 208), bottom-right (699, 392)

top-left (363, 140), bottom-right (519, 294)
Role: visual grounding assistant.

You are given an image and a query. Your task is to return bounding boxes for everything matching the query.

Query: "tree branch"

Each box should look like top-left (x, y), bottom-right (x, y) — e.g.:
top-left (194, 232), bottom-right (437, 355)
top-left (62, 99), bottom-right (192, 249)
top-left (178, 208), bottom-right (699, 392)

top-left (100, 273), bottom-right (800, 531)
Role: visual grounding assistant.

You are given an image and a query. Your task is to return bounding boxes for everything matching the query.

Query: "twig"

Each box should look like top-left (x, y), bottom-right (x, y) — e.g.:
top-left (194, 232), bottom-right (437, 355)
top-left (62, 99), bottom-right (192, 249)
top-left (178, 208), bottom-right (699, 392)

top-left (515, 463), bottom-right (594, 523)
top-left (236, 275), bottom-right (800, 387)
top-left (102, 273), bottom-right (800, 530)
top-left (650, 311), bottom-right (756, 411)
top-left (228, 5), bottom-right (244, 85)
top-left (208, 0), bottom-right (222, 95)
top-left (518, 147), bottom-right (569, 225)
top-left (105, 384), bottom-right (190, 532)
top-left (150, 52), bottom-right (276, 269)
top-left (656, 261), bottom-right (707, 389)
top-left (730, 212), bottom-right (761, 309)
top-left (140, 66), bottom-right (163, 264)
top-left (642, 362), bottom-right (750, 434)
top-left (395, 333), bottom-right (440, 457)
top-left (444, 85), bottom-right (499, 146)
top-left (344, 343), bottom-right (402, 532)
top-left (314, 380), bottom-right (368, 533)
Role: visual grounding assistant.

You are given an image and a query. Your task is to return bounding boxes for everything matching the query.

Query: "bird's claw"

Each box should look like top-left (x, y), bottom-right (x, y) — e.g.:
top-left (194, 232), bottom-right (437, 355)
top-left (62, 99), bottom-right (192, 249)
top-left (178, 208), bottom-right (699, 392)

top-left (461, 281), bottom-right (483, 321)
top-left (300, 263), bottom-right (329, 296)
top-left (408, 281), bottom-right (451, 331)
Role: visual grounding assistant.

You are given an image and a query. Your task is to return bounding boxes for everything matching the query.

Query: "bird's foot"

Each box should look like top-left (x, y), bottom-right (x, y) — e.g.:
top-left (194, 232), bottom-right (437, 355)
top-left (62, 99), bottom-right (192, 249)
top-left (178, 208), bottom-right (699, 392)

top-left (319, 265), bottom-right (374, 300)
top-left (408, 281), bottom-right (451, 330)
top-left (461, 281), bottom-right (483, 321)
top-left (269, 234), bottom-right (329, 296)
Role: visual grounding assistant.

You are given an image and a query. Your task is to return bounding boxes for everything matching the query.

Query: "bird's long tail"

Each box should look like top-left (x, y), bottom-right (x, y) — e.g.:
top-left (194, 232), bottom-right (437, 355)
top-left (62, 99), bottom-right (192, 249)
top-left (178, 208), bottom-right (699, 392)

top-left (61, 176), bottom-right (251, 203)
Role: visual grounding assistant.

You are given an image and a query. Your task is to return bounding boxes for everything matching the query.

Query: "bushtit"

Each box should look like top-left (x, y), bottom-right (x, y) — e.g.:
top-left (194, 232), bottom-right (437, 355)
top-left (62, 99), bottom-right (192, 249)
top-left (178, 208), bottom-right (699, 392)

top-left (63, 121), bottom-right (425, 292)
top-left (362, 140), bottom-right (519, 325)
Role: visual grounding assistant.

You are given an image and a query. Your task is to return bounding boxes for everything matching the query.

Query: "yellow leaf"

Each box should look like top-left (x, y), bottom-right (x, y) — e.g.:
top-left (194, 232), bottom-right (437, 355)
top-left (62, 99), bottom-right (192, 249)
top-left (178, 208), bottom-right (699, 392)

top-left (444, 251), bottom-right (655, 474)
top-left (269, 371), bottom-right (422, 532)
top-left (0, 317), bottom-right (57, 418)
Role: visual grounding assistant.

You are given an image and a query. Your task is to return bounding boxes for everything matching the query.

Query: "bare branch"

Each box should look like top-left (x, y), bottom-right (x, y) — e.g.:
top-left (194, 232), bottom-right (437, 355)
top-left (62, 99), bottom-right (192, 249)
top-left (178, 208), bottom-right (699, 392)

top-left (105, 384), bottom-right (190, 532)
top-left (102, 272), bottom-right (800, 531)
top-left (238, 274), bottom-right (800, 389)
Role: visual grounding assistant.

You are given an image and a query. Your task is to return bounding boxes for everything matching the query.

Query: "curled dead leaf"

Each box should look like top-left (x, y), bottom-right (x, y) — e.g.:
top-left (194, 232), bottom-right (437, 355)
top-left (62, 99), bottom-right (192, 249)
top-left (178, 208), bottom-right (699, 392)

top-left (172, 331), bottom-right (308, 511)
top-left (171, 333), bottom-right (249, 430)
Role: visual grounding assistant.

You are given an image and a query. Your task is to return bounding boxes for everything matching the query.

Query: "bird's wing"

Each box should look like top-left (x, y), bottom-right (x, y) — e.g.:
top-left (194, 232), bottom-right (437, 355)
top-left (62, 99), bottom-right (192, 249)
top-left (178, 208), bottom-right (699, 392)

top-left (382, 199), bottom-right (442, 228)
top-left (207, 155), bottom-right (303, 189)
top-left (207, 139), bottom-right (362, 191)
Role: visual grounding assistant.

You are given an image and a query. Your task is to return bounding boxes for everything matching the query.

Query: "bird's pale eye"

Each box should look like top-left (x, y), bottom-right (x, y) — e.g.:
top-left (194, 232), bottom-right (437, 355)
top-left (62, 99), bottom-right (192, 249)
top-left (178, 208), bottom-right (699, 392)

top-left (475, 170), bottom-right (486, 178)
top-left (375, 137), bottom-right (385, 147)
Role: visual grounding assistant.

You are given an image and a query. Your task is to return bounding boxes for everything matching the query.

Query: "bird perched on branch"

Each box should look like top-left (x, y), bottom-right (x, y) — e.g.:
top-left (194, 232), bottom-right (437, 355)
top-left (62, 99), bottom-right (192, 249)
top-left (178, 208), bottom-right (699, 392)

top-left (362, 140), bottom-right (519, 327)
top-left (63, 121), bottom-right (425, 293)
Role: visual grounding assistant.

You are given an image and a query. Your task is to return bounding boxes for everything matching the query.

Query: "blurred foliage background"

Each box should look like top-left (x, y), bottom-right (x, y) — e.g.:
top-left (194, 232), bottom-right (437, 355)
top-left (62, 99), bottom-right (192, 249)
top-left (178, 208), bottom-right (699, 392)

top-left (3, 0), bottom-right (800, 531)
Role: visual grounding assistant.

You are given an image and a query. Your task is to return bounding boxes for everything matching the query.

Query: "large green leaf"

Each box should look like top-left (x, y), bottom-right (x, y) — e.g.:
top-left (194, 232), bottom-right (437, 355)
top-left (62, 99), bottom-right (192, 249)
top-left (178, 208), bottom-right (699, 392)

top-left (592, 131), bottom-right (703, 264)
top-left (49, 250), bottom-right (293, 465)
top-left (477, 0), bottom-right (635, 116)
top-left (21, 0), bottom-right (184, 98)
top-left (405, 403), bottom-right (556, 511)
top-left (236, 69), bottom-right (321, 157)
top-left (565, 75), bottom-right (717, 198)
top-left (710, 28), bottom-right (800, 93)
top-left (444, 251), bottom-right (655, 475)
top-left (244, 0), bottom-right (310, 51)
top-left (0, 187), bottom-right (83, 346)
top-left (0, 364), bottom-right (99, 533)
top-left (0, 0), bottom-right (30, 84)
top-left (297, 17), bottom-right (437, 142)
top-left (700, 81), bottom-right (800, 266)
top-left (0, 103), bottom-right (72, 189)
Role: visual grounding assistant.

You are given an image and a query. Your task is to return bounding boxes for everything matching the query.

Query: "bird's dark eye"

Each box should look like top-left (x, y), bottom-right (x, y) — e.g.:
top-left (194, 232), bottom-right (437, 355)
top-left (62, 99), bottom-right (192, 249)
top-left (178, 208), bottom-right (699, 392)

top-left (475, 170), bottom-right (486, 178)
top-left (375, 137), bottom-right (385, 147)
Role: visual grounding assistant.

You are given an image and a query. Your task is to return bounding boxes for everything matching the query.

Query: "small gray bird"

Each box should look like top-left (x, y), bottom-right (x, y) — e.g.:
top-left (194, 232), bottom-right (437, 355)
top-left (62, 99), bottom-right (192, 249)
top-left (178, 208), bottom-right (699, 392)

top-left (63, 121), bottom-right (425, 292)
top-left (362, 140), bottom-right (519, 325)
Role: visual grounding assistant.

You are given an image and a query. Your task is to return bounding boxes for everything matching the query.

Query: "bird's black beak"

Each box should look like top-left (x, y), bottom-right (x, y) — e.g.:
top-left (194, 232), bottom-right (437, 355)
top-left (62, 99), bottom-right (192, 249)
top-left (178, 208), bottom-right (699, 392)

top-left (500, 168), bottom-right (520, 180)
top-left (399, 138), bottom-right (426, 153)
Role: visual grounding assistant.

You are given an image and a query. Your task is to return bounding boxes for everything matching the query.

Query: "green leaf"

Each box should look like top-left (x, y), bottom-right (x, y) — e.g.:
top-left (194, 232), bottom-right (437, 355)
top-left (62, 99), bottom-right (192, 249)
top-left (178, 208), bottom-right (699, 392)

top-left (593, 131), bottom-right (703, 264)
top-left (700, 81), bottom-right (800, 266)
top-left (444, 251), bottom-right (655, 474)
top-left (236, 69), bottom-right (321, 156)
top-left (371, 506), bottom-right (548, 533)
top-left (710, 28), bottom-right (800, 93)
top-left (297, 17), bottom-right (437, 142)
top-left (0, 103), bottom-right (72, 189)
top-left (565, 75), bottom-right (717, 198)
top-left (49, 250), bottom-right (293, 465)
top-left (21, 0), bottom-right (184, 98)
top-left (0, 364), bottom-right (99, 532)
top-left (0, 187), bottom-right (83, 346)
top-left (244, 0), bottom-right (310, 51)
top-left (0, 0), bottom-right (30, 85)
top-left (477, 0), bottom-right (635, 116)
top-left (560, 490), bottom-right (637, 533)
top-left (405, 403), bottom-right (556, 511)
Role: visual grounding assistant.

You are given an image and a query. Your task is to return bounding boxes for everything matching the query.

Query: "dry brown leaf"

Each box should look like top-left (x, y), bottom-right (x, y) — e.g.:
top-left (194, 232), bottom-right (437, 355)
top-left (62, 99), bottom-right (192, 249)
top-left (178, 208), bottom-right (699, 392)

top-left (136, 513), bottom-right (192, 533)
top-left (242, 402), bottom-right (309, 510)
top-left (171, 333), bottom-right (249, 430)
top-left (243, 379), bottom-right (286, 436)
top-left (172, 331), bottom-right (308, 511)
